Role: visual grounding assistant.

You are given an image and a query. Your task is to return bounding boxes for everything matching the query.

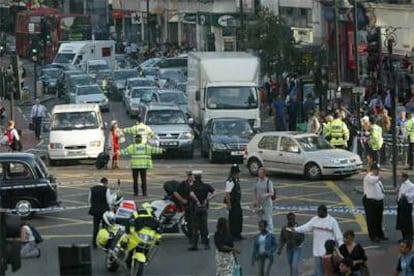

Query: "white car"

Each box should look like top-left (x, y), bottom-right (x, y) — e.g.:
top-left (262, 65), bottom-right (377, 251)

top-left (243, 131), bottom-right (362, 180)
top-left (70, 84), bottom-right (109, 112)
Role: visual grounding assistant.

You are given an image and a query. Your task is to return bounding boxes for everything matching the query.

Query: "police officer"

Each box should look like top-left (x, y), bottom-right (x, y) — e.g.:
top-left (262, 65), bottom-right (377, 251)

top-left (368, 117), bottom-right (383, 167)
top-left (225, 164), bottom-right (244, 241)
top-left (407, 111), bottom-right (414, 170)
top-left (88, 177), bottom-right (112, 249)
top-left (328, 110), bottom-right (349, 149)
top-left (119, 134), bottom-right (164, 196)
top-left (173, 171), bottom-right (195, 242)
top-left (122, 116), bottom-right (154, 144)
top-left (188, 171), bottom-right (216, 251)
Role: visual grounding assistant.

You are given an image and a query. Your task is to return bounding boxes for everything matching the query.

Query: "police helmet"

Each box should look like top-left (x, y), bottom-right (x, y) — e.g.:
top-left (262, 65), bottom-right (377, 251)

top-left (136, 116), bottom-right (143, 123)
top-left (230, 164), bottom-right (240, 175)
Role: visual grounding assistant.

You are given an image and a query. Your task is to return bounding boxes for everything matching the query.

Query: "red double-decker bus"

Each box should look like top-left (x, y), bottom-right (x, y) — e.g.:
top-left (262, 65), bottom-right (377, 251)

top-left (15, 7), bottom-right (92, 62)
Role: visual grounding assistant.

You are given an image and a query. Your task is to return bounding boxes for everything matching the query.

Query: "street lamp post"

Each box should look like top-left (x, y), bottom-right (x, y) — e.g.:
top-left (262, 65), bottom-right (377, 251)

top-left (353, 0), bottom-right (361, 131)
top-left (334, 0), bottom-right (341, 89)
top-left (238, 0), bottom-right (244, 51)
top-left (146, 0), bottom-right (151, 49)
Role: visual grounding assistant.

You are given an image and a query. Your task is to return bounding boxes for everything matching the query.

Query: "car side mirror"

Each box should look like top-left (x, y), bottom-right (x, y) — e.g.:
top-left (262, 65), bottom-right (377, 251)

top-left (195, 90), bottom-right (200, 101)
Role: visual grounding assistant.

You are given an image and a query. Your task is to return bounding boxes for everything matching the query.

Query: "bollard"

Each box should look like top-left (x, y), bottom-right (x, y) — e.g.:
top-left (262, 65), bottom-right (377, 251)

top-left (58, 244), bottom-right (91, 276)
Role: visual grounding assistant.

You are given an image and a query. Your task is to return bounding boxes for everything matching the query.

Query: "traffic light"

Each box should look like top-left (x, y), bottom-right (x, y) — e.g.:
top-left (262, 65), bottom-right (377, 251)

top-left (0, 213), bottom-right (21, 273)
top-left (40, 18), bottom-right (51, 42)
top-left (206, 33), bottom-right (215, 52)
top-left (367, 27), bottom-right (381, 72)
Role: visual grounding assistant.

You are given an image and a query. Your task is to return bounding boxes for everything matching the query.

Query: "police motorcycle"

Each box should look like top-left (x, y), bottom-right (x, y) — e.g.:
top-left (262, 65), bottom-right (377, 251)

top-left (98, 200), bottom-right (162, 276)
top-left (150, 180), bottom-right (190, 238)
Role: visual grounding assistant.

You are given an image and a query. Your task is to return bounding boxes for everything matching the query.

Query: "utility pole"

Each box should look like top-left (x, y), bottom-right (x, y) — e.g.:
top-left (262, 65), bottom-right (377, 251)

top-left (146, 0), bottom-right (151, 49)
top-left (388, 36), bottom-right (397, 188)
top-left (334, 0), bottom-right (341, 88)
top-left (353, 0), bottom-right (361, 131)
top-left (238, 0), bottom-right (244, 51)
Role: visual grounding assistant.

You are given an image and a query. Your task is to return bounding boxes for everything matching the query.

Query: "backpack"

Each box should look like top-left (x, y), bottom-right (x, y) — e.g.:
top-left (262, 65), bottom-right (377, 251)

top-left (28, 224), bottom-right (43, 244)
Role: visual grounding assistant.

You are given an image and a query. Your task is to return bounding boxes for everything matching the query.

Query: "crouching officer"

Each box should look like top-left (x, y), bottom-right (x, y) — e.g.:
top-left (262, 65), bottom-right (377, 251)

top-left (119, 134), bottom-right (164, 196)
top-left (173, 171), bottom-right (195, 243)
top-left (188, 171), bottom-right (216, 251)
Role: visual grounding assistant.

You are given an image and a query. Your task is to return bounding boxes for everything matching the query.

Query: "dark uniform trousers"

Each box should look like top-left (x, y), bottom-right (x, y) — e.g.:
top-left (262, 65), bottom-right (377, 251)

top-left (184, 204), bottom-right (194, 241)
top-left (229, 202), bottom-right (243, 238)
top-left (132, 168), bottom-right (147, 195)
top-left (409, 142), bottom-right (414, 169)
top-left (191, 210), bottom-right (209, 248)
top-left (89, 185), bottom-right (109, 247)
top-left (362, 195), bottom-right (385, 240)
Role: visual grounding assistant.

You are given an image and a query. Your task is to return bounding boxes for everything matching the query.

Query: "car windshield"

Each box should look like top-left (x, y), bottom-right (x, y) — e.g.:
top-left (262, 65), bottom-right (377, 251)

top-left (130, 79), bottom-right (154, 87)
top-left (158, 92), bottom-right (187, 104)
top-left (147, 110), bottom-right (186, 125)
top-left (35, 155), bottom-right (49, 177)
top-left (55, 53), bottom-right (75, 63)
top-left (77, 86), bottom-right (102, 95)
top-left (114, 70), bottom-right (137, 80)
top-left (131, 89), bottom-right (156, 100)
top-left (207, 86), bottom-right (258, 109)
top-left (89, 64), bottom-right (109, 74)
top-left (213, 120), bottom-right (254, 136)
top-left (51, 111), bottom-right (99, 130)
top-left (42, 69), bottom-right (60, 78)
top-left (296, 136), bottom-right (333, 152)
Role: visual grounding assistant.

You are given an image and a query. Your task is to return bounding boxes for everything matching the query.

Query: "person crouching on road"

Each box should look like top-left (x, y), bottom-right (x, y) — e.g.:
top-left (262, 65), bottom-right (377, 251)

top-left (122, 116), bottom-right (154, 144)
top-left (118, 134), bottom-right (164, 196)
top-left (251, 220), bottom-right (277, 276)
top-left (88, 177), bottom-right (112, 249)
top-left (19, 223), bottom-right (41, 258)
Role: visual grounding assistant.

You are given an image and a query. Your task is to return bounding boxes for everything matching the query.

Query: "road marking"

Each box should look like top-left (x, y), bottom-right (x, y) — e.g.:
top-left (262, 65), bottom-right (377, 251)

top-left (324, 180), bottom-right (367, 233)
top-left (37, 221), bottom-right (90, 230)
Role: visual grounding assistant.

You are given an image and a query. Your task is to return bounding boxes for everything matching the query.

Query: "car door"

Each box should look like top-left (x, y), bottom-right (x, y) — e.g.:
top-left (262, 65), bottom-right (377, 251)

top-left (2, 161), bottom-right (37, 206)
top-left (256, 135), bottom-right (279, 171)
top-left (278, 136), bottom-right (303, 173)
top-left (0, 163), bottom-right (9, 207)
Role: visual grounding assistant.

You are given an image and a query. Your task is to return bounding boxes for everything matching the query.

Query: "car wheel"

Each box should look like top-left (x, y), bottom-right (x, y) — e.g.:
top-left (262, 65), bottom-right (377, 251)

top-left (305, 162), bottom-right (322, 180)
top-left (208, 147), bottom-right (216, 163)
top-left (248, 158), bottom-right (262, 176)
top-left (14, 199), bottom-right (34, 219)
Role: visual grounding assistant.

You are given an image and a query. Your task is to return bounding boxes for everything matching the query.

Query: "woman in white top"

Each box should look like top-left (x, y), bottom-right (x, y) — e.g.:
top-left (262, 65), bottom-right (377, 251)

top-left (19, 224), bottom-right (40, 258)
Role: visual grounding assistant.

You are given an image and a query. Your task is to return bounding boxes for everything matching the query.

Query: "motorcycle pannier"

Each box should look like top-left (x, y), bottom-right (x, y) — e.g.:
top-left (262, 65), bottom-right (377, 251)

top-left (96, 228), bottom-right (110, 248)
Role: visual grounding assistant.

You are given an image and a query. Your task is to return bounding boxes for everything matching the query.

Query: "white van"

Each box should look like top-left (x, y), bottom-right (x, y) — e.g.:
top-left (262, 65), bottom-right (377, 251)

top-left (48, 104), bottom-right (106, 165)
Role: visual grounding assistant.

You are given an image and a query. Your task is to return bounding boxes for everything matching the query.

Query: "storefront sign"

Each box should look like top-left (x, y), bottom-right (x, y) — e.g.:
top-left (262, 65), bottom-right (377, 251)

top-left (197, 12), bottom-right (239, 27)
top-left (183, 13), bottom-right (197, 24)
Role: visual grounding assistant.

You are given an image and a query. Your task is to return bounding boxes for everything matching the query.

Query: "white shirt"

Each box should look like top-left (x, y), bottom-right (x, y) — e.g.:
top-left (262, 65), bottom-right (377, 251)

top-left (30, 104), bottom-right (46, 118)
top-left (295, 215), bottom-right (343, 257)
top-left (88, 184), bottom-right (113, 206)
top-left (398, 179), bottom-right (414, 203)
top-left (363, 172), bottom-right (385, 200)
top-left (225, 179), bottom-right (234, 193)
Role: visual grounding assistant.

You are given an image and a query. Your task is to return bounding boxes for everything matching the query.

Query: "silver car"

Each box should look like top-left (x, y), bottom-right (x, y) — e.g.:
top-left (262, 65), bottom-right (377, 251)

top-left (125, 87), bottom-right (159, 117)
top-left (243, 131), bottom-right (362, 180)
top-left (70, 85), bottom-right (110, 112)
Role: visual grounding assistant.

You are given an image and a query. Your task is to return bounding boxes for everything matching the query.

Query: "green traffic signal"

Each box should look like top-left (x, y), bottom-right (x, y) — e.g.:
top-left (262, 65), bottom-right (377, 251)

top-left (32, 48), bottom-right (38, 54)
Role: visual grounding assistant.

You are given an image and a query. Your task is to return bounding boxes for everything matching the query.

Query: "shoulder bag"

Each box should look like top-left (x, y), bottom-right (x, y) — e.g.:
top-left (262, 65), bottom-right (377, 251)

top-left (266, 178), bottom-right (277, 201)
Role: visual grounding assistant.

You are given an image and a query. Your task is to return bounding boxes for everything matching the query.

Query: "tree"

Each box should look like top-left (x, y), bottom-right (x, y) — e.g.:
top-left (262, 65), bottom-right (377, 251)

top-left (245, 8), bottom-right (301, 77)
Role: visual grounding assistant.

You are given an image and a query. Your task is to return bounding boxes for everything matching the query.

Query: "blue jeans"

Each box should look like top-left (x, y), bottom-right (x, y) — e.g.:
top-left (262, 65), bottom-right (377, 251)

top-left (286, 247), bottom-right (302, 276)
top-left (314, 256), bottom-right (324, 276)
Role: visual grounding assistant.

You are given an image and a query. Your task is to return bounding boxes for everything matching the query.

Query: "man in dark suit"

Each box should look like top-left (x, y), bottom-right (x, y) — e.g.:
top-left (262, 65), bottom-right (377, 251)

top-left (88, 177), bottom-right (112, 248)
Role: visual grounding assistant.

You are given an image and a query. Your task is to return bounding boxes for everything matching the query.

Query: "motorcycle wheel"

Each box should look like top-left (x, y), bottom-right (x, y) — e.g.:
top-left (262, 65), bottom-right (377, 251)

top-left (105, 254), bottom-right (119, 272)
top-left (130, 260), bottom-right (145, 276)
top-left (179, 216), bottom-right (190, 239)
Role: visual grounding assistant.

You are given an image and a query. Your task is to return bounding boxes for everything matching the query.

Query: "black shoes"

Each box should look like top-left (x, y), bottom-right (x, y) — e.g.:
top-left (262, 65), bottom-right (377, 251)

top-left (188, 247), bottom-right (198, 251)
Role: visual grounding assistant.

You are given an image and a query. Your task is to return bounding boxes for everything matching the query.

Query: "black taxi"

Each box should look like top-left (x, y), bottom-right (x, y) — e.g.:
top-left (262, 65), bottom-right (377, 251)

top-left (0, 153), bottom-right (58, 218)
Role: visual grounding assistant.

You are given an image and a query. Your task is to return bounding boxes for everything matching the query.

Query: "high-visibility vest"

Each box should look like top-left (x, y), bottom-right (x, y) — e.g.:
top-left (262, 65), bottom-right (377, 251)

top-left (407, 118), bottom-right (414, 143)
top-left (369, 124), bottom-right (384, 150)
top-left (329, 119), bottom-right (348, 146)
top-left (123, 123), bottom-right (154, 144)
top-left (120, 143), bottom-right (162, 169)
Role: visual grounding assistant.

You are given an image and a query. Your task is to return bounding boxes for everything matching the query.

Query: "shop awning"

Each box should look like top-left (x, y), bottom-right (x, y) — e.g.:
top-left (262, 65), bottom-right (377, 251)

top-left (169, 14), bottom-right (179, 23)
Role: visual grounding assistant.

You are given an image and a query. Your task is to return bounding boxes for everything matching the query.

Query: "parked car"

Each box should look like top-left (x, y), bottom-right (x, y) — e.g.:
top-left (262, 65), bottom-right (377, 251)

top-left (156, 89), bottom-right (188, 114)
top-left (201, 118), bottom-right (255, 163)
top-left (123, 77), bottom-right (158, 105)
top-left (0, 152), bottom-right (58, 218)
top-left (110, 69), bottom-right (138, 100)
top-left (139, 103), bottom-right (194, 158)
top-left (39, 67), bottom-right (63, 94)
top-left (125, 87), bottom-right (159, 117)
top-left (69, 84), bottom-right (109, 111)
top-left (243, 131), bottom-right (363, 179)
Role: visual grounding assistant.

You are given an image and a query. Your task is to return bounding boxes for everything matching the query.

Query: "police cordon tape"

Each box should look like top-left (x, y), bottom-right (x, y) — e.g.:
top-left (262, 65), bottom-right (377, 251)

top-left (1, 204), bottom-right (403, 216)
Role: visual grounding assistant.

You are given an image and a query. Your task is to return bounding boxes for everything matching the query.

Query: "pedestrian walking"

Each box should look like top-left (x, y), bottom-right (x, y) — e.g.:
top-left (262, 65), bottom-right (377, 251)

top-left (122, 116), bottom-right (154, 144)
top-left (173, 171), bottom-right (195, 242)
top-left (188, 171), bottom-right (216, 251)
top-left (294, 205), bottom-right (343, 276)
top-left (252, 167), bottom-right (274, 232)
top-left (397, 172), bottom-right (414, 241)
top-left (277, 213), bottom-right (305, 276)
top-left (224, 164), bottom-right (244, 241)
top-left (362, 163), bottom-right (388, 243)
top-left (251, 220), bottom-right (277, 276)
top-left (394, 239), bottom-right (414, 276)
top-left (338, 230), bottom-right (368, 276)
top-left (214, 217), bottom-right (239, 276)
top-left (322, 239), bottom-right (342, 276)
top-left (5, 120), bottom-right (21, 152)
top-left (30, 98), bottom-right (46, 140)
top-left (88, 177), bottom-right (112, 249)
top-left (273, 93), bottom-right (287, 131)
top-left (109, 120), bottom-right (125, 169)
top-left (118, 134), bottom-right (164, 196)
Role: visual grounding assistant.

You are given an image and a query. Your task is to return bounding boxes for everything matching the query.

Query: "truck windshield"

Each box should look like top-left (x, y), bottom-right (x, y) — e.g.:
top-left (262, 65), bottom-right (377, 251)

top-left (55, 53), bottom-right (75, 64)
top-left (206, 87), bottom-right (258, 109)
top-left (51, 111), bottom-right (99, 130)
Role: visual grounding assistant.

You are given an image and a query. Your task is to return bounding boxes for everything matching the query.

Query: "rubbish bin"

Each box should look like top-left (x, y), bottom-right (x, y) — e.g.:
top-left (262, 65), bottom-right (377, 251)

top-left (58, 244), bottom-right (92, 276)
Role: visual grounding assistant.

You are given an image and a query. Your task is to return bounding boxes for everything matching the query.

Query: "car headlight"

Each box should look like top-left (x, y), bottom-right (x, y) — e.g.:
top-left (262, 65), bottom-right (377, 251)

top-left (90, 140), bottom-right (102, 147)
top-left (212, 143), bottom-right (227, 150)
top-left (49, 143), bottom-right (63, 149)
top-left (138, 233), bottom-right (154, 242)
top-left (179, 132), bottom-right (194, 140)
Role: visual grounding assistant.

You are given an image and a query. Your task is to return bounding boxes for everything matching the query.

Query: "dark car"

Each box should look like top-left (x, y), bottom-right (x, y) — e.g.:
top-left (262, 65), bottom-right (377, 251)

top-left (39, 67), bottom-right (63, 94)
top-left (0, 153), bottom-right (58, 218)
top-left (201, 118), bottom-right (256, 163)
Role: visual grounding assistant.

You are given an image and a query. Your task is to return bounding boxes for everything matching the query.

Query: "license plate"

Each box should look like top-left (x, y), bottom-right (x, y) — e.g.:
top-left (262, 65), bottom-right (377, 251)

top-left (68, 150), bottom-right (84, 156)
top-left (231, 151), bottom-right (244, 156)
top-left (160, 141), bottom-right (178, 146)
